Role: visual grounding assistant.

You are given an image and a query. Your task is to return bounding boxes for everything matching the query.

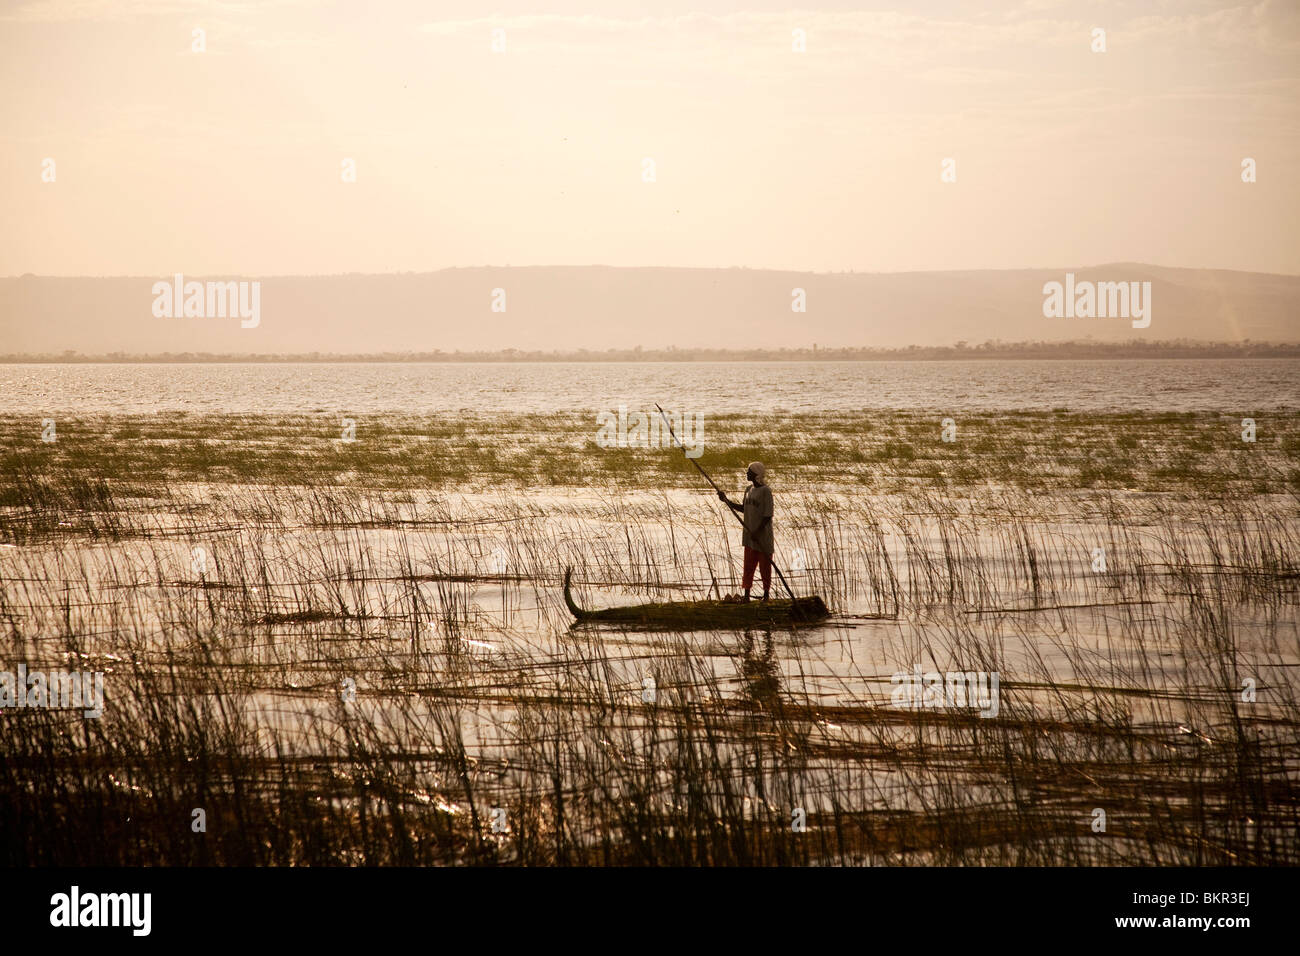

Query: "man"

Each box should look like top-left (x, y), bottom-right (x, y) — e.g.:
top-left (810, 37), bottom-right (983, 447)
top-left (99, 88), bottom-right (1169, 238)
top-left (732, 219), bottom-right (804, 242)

top-left (718, 461), bottom-right (774, 601)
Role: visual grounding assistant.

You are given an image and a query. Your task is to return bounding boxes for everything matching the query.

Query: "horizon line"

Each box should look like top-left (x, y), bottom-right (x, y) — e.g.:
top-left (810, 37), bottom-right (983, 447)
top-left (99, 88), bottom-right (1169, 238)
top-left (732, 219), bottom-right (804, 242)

top-left (6, 261), bottom-right (1300, 281)
top-left (6, 341), bottom-right (1300, 363)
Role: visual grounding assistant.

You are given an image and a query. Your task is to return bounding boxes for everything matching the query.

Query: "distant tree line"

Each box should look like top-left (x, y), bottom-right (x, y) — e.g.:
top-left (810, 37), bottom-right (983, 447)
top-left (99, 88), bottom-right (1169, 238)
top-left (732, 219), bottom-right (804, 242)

top-left (4, 340), bottom-right (1300, 363)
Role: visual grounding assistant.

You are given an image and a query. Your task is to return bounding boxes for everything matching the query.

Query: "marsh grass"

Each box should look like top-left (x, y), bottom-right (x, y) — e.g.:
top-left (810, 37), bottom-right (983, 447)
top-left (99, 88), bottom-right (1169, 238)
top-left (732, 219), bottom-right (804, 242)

top-left (0, 412), bottom-right (1297, 865)
top-left (3, 410), bottom-right (1297, 498)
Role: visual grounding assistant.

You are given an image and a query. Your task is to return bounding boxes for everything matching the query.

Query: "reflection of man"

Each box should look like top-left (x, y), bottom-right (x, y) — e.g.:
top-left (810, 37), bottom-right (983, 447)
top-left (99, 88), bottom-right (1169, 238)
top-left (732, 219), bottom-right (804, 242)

top-left (741, 629), bottom-right (779, 704)
top-left (717, 461), bottom-right (774, 602)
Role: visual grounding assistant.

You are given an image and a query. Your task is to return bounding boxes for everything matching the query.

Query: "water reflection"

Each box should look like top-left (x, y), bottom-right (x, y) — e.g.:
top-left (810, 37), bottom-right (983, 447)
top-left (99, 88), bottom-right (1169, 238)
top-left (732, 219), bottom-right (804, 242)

top-left (740, 629), bottom-right (780, 705)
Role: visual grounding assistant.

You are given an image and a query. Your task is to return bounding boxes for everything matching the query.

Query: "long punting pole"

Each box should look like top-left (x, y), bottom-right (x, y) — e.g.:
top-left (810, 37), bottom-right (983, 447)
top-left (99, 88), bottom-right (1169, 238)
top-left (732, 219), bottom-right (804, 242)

top-left (655, 403), bottom-right (796, 601)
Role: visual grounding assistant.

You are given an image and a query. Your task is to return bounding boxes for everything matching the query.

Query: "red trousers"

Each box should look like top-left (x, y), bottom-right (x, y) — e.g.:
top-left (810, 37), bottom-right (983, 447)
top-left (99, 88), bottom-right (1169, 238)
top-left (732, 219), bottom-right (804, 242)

top-left (742, 546), bottom-right (772, 592)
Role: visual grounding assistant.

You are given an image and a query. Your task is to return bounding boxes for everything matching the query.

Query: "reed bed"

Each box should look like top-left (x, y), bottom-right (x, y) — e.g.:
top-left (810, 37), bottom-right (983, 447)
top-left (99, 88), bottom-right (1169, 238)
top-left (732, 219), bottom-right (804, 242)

top-left (0, 413), bottom-right (1297, 865)
top-left (2, 409), bottom-right (1296, 497)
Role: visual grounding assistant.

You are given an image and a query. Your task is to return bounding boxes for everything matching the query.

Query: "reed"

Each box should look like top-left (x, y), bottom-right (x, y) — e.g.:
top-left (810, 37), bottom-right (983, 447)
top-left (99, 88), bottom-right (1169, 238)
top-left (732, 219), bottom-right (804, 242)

top-left (1, 412), bottom-right (1296, 865)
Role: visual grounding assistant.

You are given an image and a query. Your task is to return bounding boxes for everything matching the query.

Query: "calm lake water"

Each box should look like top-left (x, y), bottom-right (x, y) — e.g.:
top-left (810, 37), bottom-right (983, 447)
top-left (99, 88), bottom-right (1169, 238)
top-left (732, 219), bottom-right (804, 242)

top-left (1, 360), bottom-right (1296, 415)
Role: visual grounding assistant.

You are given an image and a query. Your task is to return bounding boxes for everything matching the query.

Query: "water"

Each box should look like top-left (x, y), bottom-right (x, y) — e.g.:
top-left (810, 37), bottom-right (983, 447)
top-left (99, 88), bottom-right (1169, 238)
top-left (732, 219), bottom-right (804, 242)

top-left (2, 359), bottom-right (1296, 415)
top-left (4, 361), bottom-right (1296, 864)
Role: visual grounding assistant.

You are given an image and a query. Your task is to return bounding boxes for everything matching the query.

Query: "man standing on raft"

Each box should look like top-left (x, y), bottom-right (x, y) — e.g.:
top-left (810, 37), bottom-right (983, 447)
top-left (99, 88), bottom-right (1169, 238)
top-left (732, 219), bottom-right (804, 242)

top-left (718, 462), bottom-right (774, 602)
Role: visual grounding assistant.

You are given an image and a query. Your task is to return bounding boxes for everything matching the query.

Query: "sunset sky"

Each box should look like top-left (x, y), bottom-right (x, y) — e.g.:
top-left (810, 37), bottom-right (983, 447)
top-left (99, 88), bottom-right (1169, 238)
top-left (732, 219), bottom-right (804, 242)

top-left (2, 0), bottom-right (1297, 277)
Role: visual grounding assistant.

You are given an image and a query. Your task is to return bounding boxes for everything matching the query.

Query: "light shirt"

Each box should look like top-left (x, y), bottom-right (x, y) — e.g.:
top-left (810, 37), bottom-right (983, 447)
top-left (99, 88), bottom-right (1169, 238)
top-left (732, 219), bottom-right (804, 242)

top-left (742, 482), bottom-right (774, 554)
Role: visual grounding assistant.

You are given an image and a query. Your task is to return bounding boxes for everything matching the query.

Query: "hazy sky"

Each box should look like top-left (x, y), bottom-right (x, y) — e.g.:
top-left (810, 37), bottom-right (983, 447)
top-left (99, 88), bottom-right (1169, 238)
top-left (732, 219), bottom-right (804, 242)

top-left (3, 0), bottom-right (1298, 276)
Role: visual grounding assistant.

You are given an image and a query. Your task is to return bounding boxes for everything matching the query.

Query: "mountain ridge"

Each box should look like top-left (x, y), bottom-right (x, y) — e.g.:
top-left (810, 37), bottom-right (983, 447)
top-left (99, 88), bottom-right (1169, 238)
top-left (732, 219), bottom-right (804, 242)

top-left (3, 264), bottom-right (1296, 353)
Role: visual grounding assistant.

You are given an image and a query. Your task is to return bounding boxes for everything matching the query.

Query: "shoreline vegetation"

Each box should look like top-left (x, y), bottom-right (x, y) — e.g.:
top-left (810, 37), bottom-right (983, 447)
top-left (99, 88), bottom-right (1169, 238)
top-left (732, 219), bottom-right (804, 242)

top-left (4, 340), bottom-right (1300, 364)
top-left (2, 408), bottom-right (1297, 865)
top-left (2, 410), bottom-right (1298, 499)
